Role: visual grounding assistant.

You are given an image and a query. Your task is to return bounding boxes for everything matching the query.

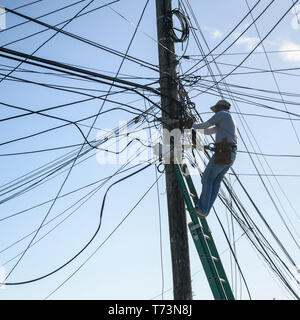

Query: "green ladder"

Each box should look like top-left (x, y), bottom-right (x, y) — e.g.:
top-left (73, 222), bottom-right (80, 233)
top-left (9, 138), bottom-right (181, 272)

top-left (173, 162), bottom-right (235, 300)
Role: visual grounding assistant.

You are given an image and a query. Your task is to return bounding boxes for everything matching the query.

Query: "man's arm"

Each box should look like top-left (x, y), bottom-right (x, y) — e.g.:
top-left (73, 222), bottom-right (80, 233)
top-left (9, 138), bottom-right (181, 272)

top-left (203, 127), bottom-right (217, 135)
top-left (192, 113), bottom-right (218, 129)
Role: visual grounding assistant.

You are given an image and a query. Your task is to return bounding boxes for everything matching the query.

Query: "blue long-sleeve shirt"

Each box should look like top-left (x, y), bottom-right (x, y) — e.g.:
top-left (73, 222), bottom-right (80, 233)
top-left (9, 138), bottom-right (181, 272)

top-left (192, 110), bottom-right (237, 144)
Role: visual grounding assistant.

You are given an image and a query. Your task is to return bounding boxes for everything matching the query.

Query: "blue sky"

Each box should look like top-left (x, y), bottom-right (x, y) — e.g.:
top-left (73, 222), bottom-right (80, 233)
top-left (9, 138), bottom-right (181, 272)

top-left (0, 0), bottom-right (299, 300)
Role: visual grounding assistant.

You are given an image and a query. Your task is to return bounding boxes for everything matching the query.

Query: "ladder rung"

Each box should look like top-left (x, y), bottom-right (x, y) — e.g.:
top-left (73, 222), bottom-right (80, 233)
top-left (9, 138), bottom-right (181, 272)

top-left (208, 277), bottom-right (227, 284)
top-left (212, 256), bottom-right (219, 263)
top-left (189, 192), bottom-right (197, 198)
top-left (189, 223), bottom-right (201, 231)
top-left (199, 254), bottom-right (218, 262)
top-left (220, 278), bottom-right (227, 284)
top-left (204, 234), bottom-right (211, 241)
top-left (189, 224), bottom-right (211, 241)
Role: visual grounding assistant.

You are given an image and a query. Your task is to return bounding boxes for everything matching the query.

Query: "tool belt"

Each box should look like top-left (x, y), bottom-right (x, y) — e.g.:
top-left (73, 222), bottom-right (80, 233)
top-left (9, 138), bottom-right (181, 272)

top-left (205, 142), bottom-right (237, 165)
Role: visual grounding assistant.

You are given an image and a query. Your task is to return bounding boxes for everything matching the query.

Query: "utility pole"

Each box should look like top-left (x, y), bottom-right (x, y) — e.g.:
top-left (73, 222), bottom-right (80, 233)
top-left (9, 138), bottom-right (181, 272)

top-left (155, 0), bottom-right (192, 300)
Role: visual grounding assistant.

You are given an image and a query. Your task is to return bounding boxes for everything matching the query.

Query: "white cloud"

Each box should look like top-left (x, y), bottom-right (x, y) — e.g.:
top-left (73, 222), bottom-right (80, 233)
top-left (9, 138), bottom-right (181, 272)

top-left (202, 26), bottom-right (223, 39)
top-left (237, 36), bottom-right (260, 50)
top-left (211, 29), bottom-right (223, 39)
top-left (291, 4), bottom-right (300, 30)
top-left (233, 32), bottom-right (260, 50)
top-left (279, 41), bottom-right (300, 62)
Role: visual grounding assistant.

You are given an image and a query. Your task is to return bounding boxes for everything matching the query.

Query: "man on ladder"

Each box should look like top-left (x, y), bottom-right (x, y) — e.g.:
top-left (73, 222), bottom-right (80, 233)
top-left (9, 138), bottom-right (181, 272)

top-left (192, 99), bottom-right (237, 218)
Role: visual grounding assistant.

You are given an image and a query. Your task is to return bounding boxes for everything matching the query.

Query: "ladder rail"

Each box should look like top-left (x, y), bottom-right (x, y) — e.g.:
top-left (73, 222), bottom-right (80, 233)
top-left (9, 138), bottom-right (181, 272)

top-left (188, 222), bottom-right (227, 300)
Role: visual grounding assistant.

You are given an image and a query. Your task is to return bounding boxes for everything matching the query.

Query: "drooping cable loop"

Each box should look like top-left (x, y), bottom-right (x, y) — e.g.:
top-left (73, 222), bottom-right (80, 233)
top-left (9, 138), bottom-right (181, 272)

top-left (166, 9), bottom-right (190, 43)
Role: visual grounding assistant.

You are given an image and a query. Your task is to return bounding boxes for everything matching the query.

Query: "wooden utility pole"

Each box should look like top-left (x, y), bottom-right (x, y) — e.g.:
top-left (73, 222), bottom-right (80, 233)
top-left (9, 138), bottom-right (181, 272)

top-left (155, 0), bottom-right (192, 300)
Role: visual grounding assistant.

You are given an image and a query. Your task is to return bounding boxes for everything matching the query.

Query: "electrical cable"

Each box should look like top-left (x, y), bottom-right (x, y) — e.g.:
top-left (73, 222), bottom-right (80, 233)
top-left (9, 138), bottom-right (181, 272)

top-left (2, 163), bottom-right (152, 285)
top-left (187, 93), bottom-right (300, 299)
top-left (0, 0), bottom-right (100, 90)
top-left (44, 171), bottom-right (163, 299)
top-left (3, 3), bottom-right (159, 74)
top-left (1, 0), bottom-right (88, 34)
top-left (0, 130), bottom-right (161, 260)
top-left (0, 162), bottom-right (145, 223)
top-left (195, 1), bottom-right (300, 93)
top-left (2, 0), bottom-right (299, 300)
top-left (212, 207), bottom-right (252, 300)
top-left (1, 144), bottom-right (157, 258)
top-left (180, 3), bottom-right (259, 296)
top-left (0, 0), bottom-right (43, 16)
top-left (182, 0), bottom-right (273, 76)
top-left (180, 0), bottom-right (300, 298)
top-left (244, 0), bottom-right (300, 144)
top-left (0, 49), bottom-right (160, 95)
top-left (169, 9), bottom-right (189, 43)
top-left (3, 0), bottom-right (154, 283)
top-left (0, 117), bottom-right (153, 202)
top-left (189, 81), bottom-right (300, 119)
top-left (194, 12), bottom-right (300, 251)
top-left (144, 95), bottom-right (165, 300)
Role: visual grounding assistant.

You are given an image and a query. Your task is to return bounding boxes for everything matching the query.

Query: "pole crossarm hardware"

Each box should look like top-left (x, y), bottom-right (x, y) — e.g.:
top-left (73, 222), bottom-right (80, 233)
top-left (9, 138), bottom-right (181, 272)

top-left (173, 162), bottom-right (235, 300)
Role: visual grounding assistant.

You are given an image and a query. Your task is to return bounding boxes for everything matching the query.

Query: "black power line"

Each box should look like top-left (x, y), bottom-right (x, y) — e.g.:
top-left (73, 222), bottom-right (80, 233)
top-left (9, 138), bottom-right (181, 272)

top-left (3, 163), bottom-right (152, 286)
top-left (44, 171), bottom-right (163, 299)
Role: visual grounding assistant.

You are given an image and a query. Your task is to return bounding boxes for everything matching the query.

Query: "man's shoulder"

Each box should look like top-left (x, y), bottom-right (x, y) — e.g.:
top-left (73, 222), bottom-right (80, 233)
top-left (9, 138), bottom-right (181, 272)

top-left (216, 110), bottom-right (230, 118)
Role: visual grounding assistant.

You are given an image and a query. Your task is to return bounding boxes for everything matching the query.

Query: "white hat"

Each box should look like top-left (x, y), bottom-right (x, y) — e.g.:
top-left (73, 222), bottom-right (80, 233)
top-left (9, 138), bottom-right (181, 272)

top-left (211, 99), bottom-right (231, 110)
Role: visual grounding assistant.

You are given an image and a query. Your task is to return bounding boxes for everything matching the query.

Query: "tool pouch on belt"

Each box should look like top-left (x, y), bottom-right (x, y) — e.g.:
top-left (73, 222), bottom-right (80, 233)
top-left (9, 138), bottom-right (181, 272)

top-left (214, 142), bottom-right (236, 165)
top-left (214, 150), bottom-right (232, 165)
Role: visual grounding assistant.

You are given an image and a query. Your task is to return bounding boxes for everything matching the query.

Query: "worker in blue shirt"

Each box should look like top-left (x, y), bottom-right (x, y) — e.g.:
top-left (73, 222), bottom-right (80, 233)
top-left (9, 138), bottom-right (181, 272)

top-left (192, 99), bottom-right (237, 218)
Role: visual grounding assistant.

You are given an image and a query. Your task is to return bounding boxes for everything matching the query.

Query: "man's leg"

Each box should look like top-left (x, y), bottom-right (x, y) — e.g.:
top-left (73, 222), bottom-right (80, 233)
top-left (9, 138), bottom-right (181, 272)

top-left (207, 152), bottom-right (236, 215)
top-left (198, 155), bottom-right (226, 215)
top-left (207, 165), bottom-right (231, 215)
